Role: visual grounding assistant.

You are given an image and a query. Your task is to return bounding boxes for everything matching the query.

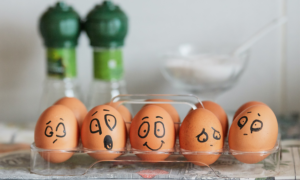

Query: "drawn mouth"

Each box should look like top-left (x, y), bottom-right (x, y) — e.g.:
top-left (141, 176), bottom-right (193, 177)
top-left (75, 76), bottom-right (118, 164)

top-left (243, 133), bottom-right (248, 136)
top-left (53, 139), bottom-right (57, 144)
top-left (104, 135), bottom-right (113, 150)
top-left (143, 140), bottom-right (165, 151)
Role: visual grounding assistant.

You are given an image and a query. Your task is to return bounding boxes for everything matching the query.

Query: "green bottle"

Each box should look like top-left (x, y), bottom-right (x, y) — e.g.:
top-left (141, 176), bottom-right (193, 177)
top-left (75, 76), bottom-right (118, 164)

top-left (84, 0), bottom-right (128, 109)
top-left (39, 1), bottom-right (82, 113)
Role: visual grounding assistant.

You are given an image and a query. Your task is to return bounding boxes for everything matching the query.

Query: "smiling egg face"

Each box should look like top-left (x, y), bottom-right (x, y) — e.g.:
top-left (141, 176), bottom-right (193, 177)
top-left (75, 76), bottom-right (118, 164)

top-left (229, 105), bottom-right (278, 164)
top-left (130, 105), bottom-right (175, 161)
top-left (81, 105), bottom-right (126, 160)
top-left (179, 108), bottom-right (223, 166)
top-left (34, 105), bottom-right (79, 163)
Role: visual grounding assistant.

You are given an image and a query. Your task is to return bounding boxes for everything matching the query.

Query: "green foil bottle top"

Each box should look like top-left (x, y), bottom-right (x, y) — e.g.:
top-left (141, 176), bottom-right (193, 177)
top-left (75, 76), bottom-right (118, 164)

top-left (84, 1), bottom-right (128, 48)
top-left (39, 1), bottom-right (81, 48)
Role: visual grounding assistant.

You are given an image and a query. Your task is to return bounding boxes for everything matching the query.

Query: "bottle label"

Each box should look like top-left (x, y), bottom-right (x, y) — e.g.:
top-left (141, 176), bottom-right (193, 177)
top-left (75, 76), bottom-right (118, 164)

top-left (94, 49), bottom-right (123, 81)
top-left (47, 48), bottom-right (76, 79)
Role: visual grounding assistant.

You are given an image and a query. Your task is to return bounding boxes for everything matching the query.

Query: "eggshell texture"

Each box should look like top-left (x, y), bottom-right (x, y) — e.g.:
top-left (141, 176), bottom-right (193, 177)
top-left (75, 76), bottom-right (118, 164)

top-left (233, 101), bottom-right (266, 120)
top-left (130, 105), bottom-right (175, 161)
top-left (180, 108), bottom-right (223, 166)
top-left (81, 105), bottom-right (126, 160)
top-left (54, 97), bottom-right (88, 129)
top-left (229, 105), bottom-right (278, 164)
top-left (194, 101), bottom-right (228, 139)
top-left (145, 99), bottom-right (180, 135)
top-left (106, 101), bottom-right (132, 133)
top-left (34, 105), bottom-right (79, 163)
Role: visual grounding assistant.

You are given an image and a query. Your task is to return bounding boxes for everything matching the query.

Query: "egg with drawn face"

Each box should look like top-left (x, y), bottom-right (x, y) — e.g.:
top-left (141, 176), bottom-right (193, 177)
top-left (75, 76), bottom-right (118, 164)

top-left (229, 105), bottom-right (278, 164)
top-left (130, 105), bottom-right (175, 161)
top-left (179, 108), bottom-right (223, 166)
top-left (34, 105), bottom-right (79, 163)
top-left (81, 105), bottom-right (126, 160)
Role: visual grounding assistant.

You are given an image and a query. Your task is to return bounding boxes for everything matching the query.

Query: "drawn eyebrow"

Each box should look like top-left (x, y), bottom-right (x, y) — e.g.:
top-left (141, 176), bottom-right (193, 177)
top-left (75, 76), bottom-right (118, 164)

top-left (103, 109), bottom-right (109, 111)
top-left (60, 118), bottom-right (64, 121)
top-left (156, 116), bottom-right (163, 119)
top-left (258, 113), bottom-right (260, 116)
top-left (247, 112), bottom-right (251, 113)
top-left (46, 121), bottom-right (51, 125)
top-left (92, 111), bottom-right (98, 116)
top-left (142, 116), bottom-right (149, 120)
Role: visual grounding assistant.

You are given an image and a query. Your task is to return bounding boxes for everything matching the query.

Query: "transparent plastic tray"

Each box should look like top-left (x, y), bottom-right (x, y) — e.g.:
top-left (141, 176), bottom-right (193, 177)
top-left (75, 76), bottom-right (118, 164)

top-left (30, 94), bottom-right (281, 178)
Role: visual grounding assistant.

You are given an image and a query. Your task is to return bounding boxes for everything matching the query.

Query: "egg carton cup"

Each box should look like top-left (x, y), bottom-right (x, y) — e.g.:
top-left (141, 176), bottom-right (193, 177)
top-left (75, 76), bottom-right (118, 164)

top-left (30, 94), bottom-right (281, 178)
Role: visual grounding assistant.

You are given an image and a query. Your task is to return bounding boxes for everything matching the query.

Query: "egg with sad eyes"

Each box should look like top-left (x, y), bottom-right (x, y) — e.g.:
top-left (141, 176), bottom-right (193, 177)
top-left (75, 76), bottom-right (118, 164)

top-left (34, 105), bottom-right (79, 163)
top-left (179, 108), bottom-right (223, 166)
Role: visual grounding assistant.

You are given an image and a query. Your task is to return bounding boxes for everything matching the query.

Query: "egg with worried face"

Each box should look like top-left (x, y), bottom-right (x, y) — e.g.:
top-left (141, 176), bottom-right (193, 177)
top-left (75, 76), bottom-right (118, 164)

top-left (229, 105), bottom-right (278, 164)
top-left (179, 108), bottom-right (223, 166)
top-left (34, 105), bottom-right (79, 163)
top-left (130, 105), bottom-right (175, 161)
top-left (81, 105), bottom-right (126, 160)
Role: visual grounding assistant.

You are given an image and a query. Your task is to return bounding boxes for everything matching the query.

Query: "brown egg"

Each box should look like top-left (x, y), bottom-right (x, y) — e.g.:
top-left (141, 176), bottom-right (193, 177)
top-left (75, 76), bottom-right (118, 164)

top-left (179, 108), bottom-right (223, 166)
top-left (34, 105), bottom-right (79, 163)
top-left (145, 99), bottom-right (180, 135)
top-left (81, 105), bottom-right (126, 160)
top-left (194, 101), bottom-right (228, 139)
top-left (229, 105), bottom-right (278, 164)
top-left (106, 101), bottom-right (132, 133)
top-left (54, 97), bottom-right (88, 129)
top-left (130, 105), bottom-right (175, 161)
top-left (233, 101), bottom-right (266, 120)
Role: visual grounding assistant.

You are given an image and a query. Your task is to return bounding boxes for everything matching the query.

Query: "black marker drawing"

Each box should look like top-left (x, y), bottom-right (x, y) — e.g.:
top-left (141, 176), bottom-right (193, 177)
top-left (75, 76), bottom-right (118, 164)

top-left (138, 121), bottom-right (150, 138)
top-left (105, 114), bottom-right (117, 131)
top-left (103, 109), bottom-right (109, 111)
top-left (60, 118), bottom-right (64, 121)
top-left (211, 127), bottom-right (221, 140)
top-left (154, 121), bottom-right (165, 138)
top-left (247, 112), bottom-right (251, 113)
top-left (104, 135), bottom-right (113, 150)
top-left (143, 140), bottom-right (165, 151)
top-left (45, 126), bottom-right (53, 137)
top-left (90, 118), bottom-right (102, 135)
top-left (46, 121), bottom-right (51, 125)
top-left (142, 116), bottom-right (149, 120)
top-left (238, 116), bottom-right (248, 129)
top-left (92, 111), bottom-right (98, 116)
top-left (56, 122), bottom-right (66, 137)
top-left (196, 128), bottom-right (208, 143)
top-left (258, 113), bottom-right (260, 116)
top-left (156, 116), bottom-right (163, 119)
top-left (250, 119), bottom-right (263, 133)
top-left (53, 139), bottom-right (57, 144)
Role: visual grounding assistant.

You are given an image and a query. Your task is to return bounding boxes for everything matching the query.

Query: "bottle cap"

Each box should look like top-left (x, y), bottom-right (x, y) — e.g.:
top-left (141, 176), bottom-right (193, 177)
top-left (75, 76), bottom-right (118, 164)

top-left (39, 1), bottom-right (81, 48)
top-left (84, 1), bottom-right (128, 48)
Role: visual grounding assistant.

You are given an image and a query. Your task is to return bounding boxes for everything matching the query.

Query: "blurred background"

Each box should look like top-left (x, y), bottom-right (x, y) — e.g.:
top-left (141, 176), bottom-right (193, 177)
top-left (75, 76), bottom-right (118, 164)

top-left (0, 0), bottom-right (299, 124)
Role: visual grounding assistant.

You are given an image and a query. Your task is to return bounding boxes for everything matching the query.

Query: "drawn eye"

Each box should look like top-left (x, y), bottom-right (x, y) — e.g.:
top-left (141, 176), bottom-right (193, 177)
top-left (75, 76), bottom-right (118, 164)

top-left (138, 121), bottom-right (149, 138)
top-left (90, 118), bottom-right (102, 135)
top-left (44, 126), bottom-right (53, 137)
top-left (238, 116), bottom-right (248, 129)
top-left (154, 121), bottom-right (165, 138)
top-left (211, 127), bottom-right (221, 140)
top-left (105, 114), bottom-right (117, 131)
top-left (56, 123), bottom-right (66, 138)
top-left (196, 128), bottom-right (208, 143)
top-left (250, 120), bottom-right (263, 133)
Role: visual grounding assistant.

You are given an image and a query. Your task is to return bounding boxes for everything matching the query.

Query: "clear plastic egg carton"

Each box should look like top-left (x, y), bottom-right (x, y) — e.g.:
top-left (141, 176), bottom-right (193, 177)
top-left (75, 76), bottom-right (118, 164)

top-left (30, 94), bottom-right (281, 178)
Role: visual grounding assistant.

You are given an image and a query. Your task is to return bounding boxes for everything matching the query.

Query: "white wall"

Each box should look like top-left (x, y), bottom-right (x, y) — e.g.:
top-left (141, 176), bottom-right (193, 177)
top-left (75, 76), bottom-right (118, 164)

top-left (0, 0), bottom-right (298, 123)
